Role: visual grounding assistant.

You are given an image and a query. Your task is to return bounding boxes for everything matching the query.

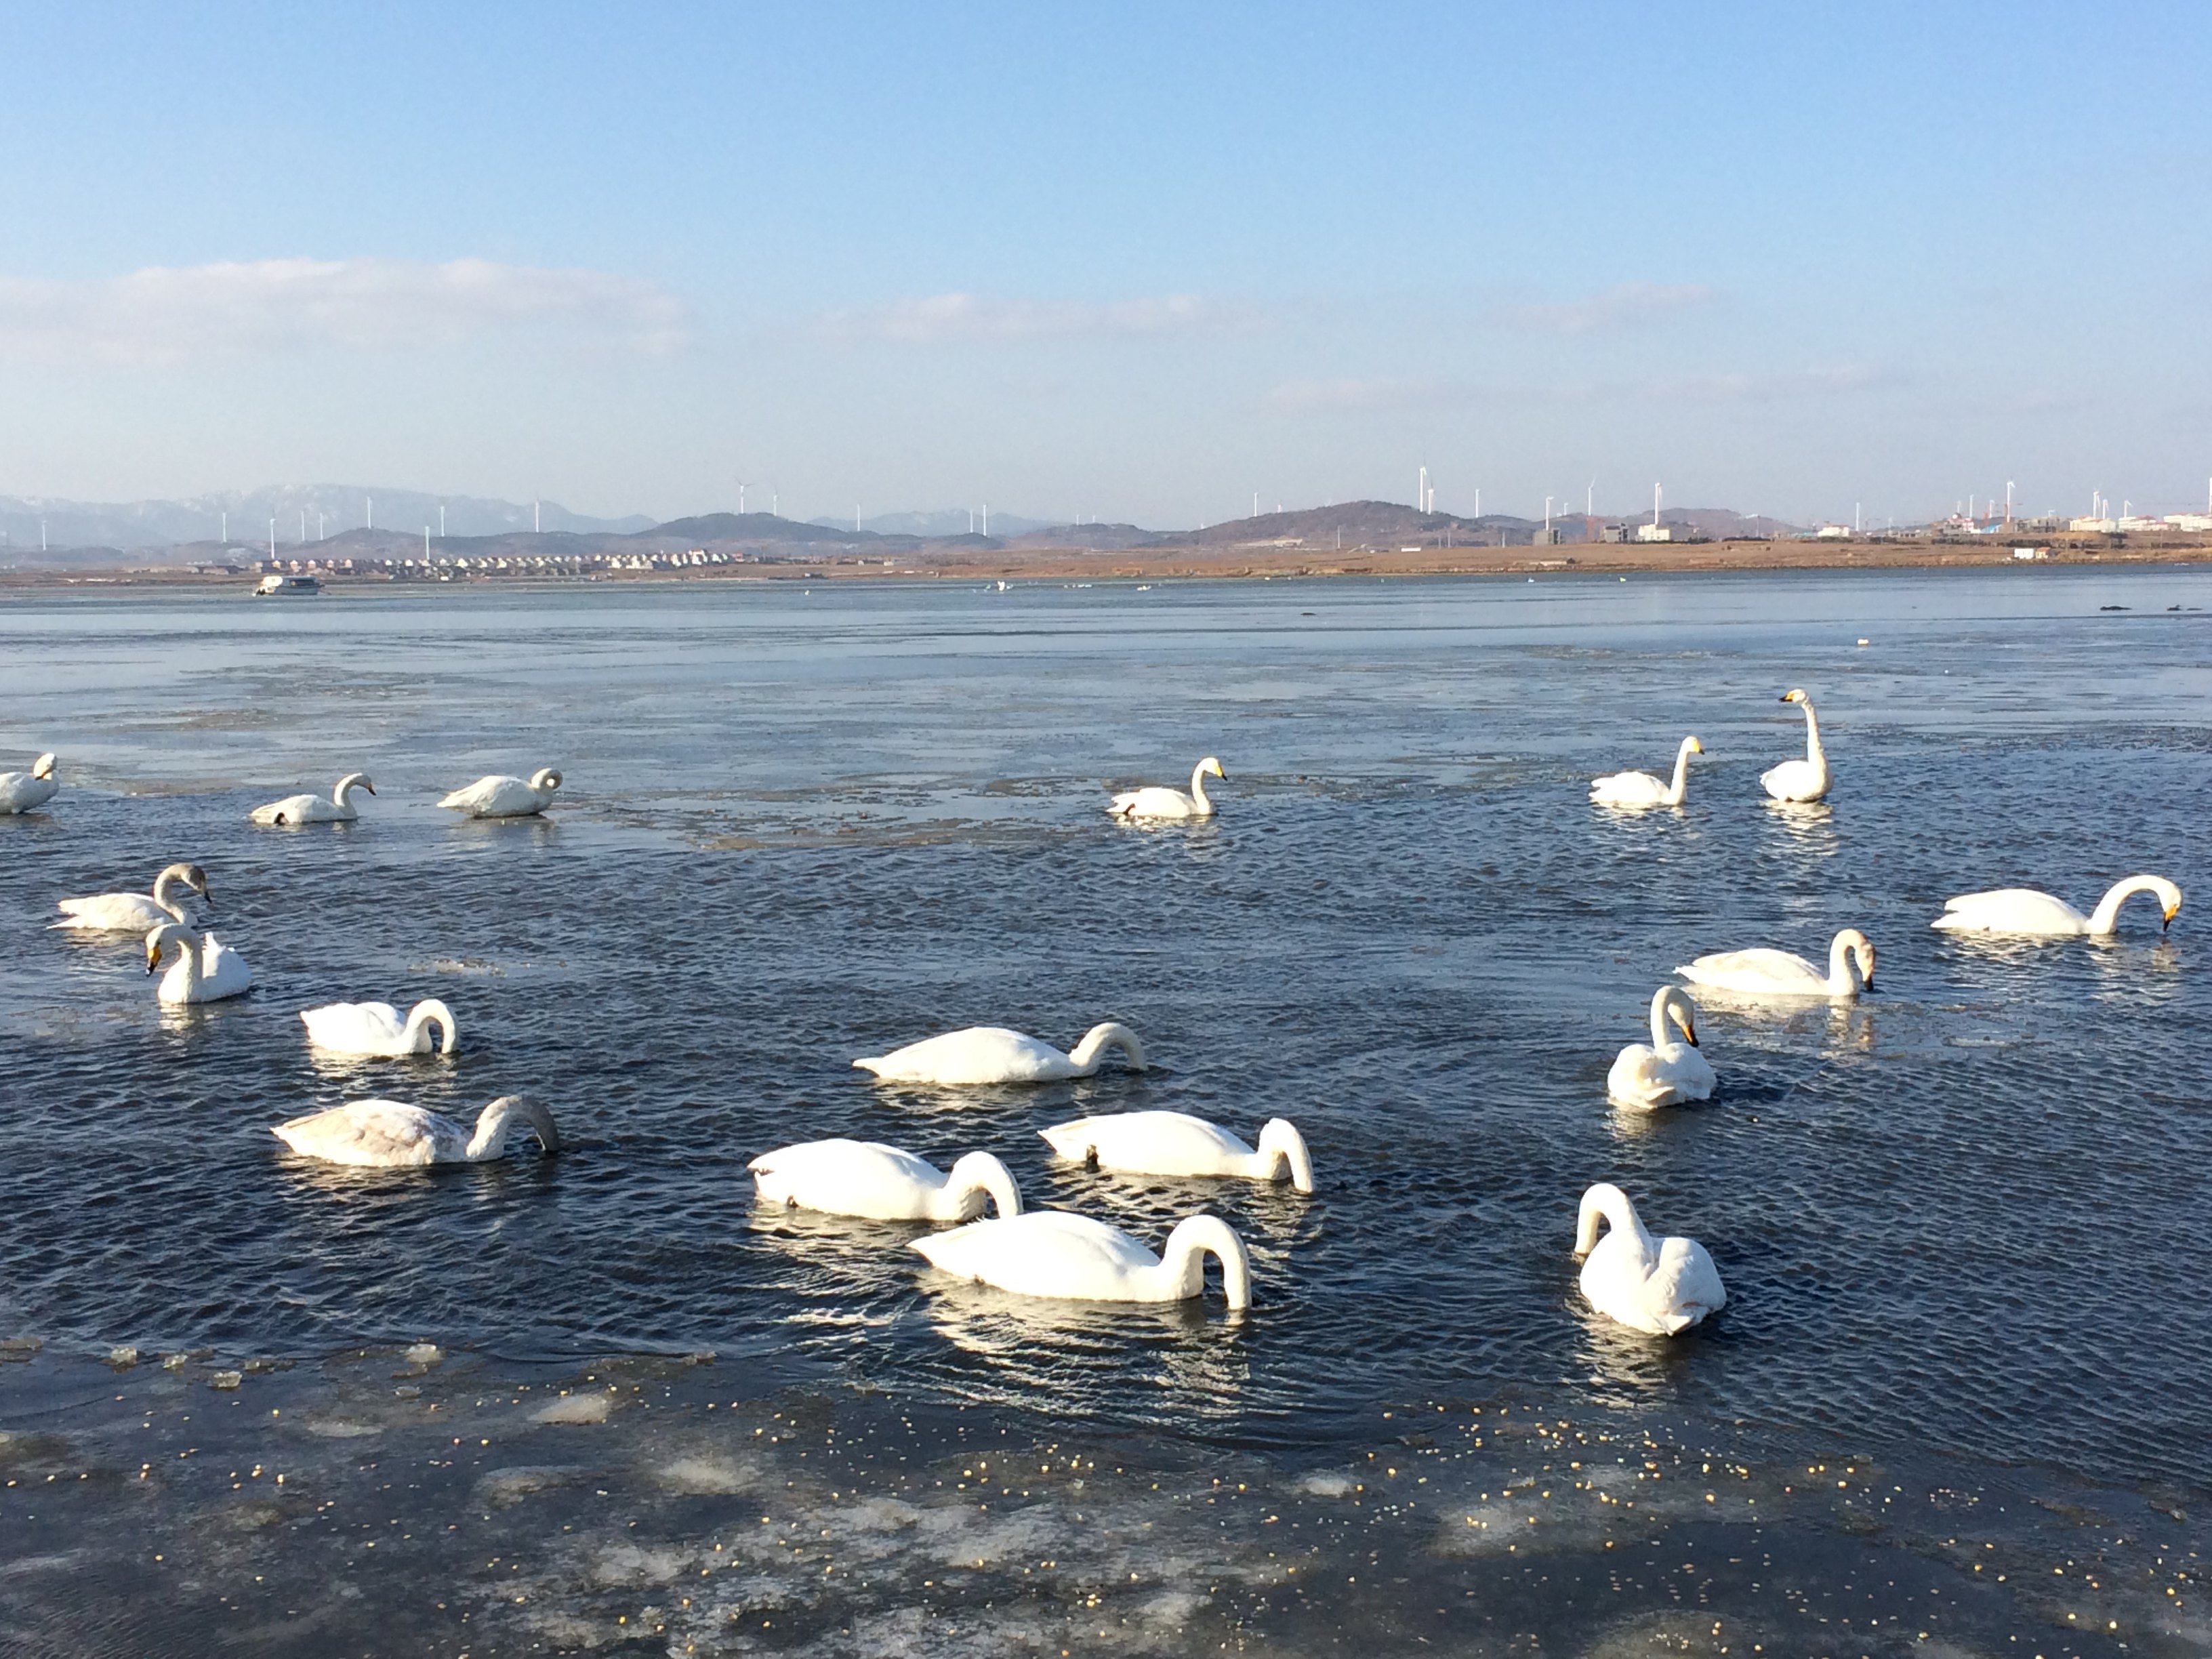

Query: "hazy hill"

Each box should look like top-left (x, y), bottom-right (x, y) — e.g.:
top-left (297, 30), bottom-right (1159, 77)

top-left (808, 508), bottom-right (1054, 538)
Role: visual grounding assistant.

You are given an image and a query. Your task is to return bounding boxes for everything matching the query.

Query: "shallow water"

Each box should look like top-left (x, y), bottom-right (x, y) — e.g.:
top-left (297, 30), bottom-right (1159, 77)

top-left (1, 569), bottom-right (2208, 1652)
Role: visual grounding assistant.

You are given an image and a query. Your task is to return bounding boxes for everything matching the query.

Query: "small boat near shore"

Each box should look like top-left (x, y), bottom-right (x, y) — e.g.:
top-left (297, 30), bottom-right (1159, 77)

top-left (253, 573), bottom-right (321, 597)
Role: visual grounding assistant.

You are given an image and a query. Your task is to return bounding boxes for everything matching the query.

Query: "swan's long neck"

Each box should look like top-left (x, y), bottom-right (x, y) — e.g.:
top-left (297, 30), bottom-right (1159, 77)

top-left (1069, 1022), bottom-right (1147, 1074)
top-left (465, 1096), bottom-right (559, 1160)
top-left (1827, 933), bottom-right (1856, 993)
top-left (1648, 987), bottom-right (1692, 1049)
top-left (150, 869), bottom-right (194, 924)
top-left (941, 1151), bottom-right (1021, 1220)
top-left (1799, 699), bottom-right (1825, 764)
top-left (1665, 739), bottom-right (1696, 804)
top-left (1254, 1119), bottom-right (1314, 1193)
top-left (1574, 1183), bottom-right (1656, 1260)
top-left (2088, 875), bottom-right (2177, 934)
top-left (333, 773), bottom-right (368, 807)
top-left (1159, 1216), bottom-right (1251, 1309)
top-left (404, 999), bottom-right (457, 1054)
top-left (1187, 762), bottom-right (1213, 814)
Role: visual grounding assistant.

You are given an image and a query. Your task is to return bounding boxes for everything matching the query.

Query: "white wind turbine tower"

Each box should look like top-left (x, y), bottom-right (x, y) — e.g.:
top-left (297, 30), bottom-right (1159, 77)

top-left (438, 504), bottom-right (446, 537)
top-left (366, 497), bottom-right (373, 531)
top-left (533, 499), bottom-right (540, 533)
top-left (1653, 482), bottom-right (1662, 529)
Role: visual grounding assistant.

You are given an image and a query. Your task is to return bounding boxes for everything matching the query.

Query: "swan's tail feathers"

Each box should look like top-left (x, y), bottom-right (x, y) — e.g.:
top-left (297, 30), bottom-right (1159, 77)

top-left (851, 1056), bottom-right (888, 1077)
top-left (1037, 1120), bottom-right (1094, 1163)
top-left (1070, 1022), bottom-right (1147, 1073)
top-left (945, 1151), bottom-right (1022, 1220)
top-left (1650, 1237), bottom-right (1726, 1331)
top-left (1257, 1118), bottom-right (1314, 1193)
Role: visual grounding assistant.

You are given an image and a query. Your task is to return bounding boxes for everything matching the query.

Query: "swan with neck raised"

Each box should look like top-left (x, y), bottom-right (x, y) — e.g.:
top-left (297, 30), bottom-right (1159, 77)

top-left (1760, 689), bottom-right (1830, 802)
top-left (252, 772), bottom-right (374, 825)
top-left (1110, 757), bottom-right (1227, 821)
top-left (440, 767), bottom-right (561, 819)
top-left (145, 922), bottom-right (252, 1004)
top-left (748, 1139), bottom-right (1021, 1222)
top-left (270, 1094), bottom-right (560, 1167)
top-left (1574, 1183), bottom-right (1725, 1335)
top-left (1040, 1111), bottom-right (1313, 1193)
top-left (1933, 874), bottom-right (2181, 937)
top-left (1590, 736), bottom-right (1703, 808)
top-left (854, 1022), bottom-right (1147, 1086)
top-left (1679, 928), bottom-right (1875, 1000)
top-left (54, 862), bottom-right (211, 933)
top-left (0, 753), bottom-right (58, 814)
top-left (1607, 987), bottom-right (1714, 1110)
top-left (912, 1210), bottom-right (1250, 1308)
top-left (300, 998), bottom-right (458, 1057)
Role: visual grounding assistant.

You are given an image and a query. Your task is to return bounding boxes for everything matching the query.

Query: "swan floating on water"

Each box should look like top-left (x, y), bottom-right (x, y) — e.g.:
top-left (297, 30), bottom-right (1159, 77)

top-left (1932, 874), bottom-right (2182, 937)
top-left (1110, 757), bottom-right (1226, 821)
top-left (145, 922), bottom-right (252, 1004)
top-left (748, 1139), bottom-right (1021, 1221)
top-left (54, 862), bottom-right (211, 933)
top-left (440, 768), bottom-right (561, 819)
top-left (1040, 1111), bottom-right (1313, 1192)
top-left (270, 1094), bottom-right (560, 1167)
top-left (251, 773), bottom-right (374, 825)
top-left (0, 753), bottom-right (58, 815)
top-left (1679, 928), bottom-right (1875, 1000)
top-left (854, 1022), bottom-right (1147, 1086)
top-left (1607, 987), bottom-right (1714, 1111)
top-left (300, 998), bottom-right (458, 1056)
top-left (1574, 1183), bottom-right (1726, 1335)
top-left (1590, 736), bottom-right (1703, 807)
top-left (912, 1210), bottom-right (1251, 1308)
top-left (1760, 690), bottom-right (1830, 802)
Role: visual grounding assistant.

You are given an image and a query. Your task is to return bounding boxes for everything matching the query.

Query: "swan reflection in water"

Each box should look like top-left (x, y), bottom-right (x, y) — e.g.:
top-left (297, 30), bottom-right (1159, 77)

top-left (1759, 798), bottom-right (1837, 856)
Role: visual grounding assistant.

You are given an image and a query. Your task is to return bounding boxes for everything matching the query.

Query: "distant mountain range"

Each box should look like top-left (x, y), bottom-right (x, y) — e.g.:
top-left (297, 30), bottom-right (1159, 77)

top-left (0, 487), bottom-right (651, 552)
top-left (806, 508), bottom-right (1056, 538)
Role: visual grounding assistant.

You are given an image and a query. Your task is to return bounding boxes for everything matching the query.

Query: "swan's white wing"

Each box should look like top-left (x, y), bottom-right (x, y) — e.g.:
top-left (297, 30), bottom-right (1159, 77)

top-left (54, 893), bottom-right (167, 931)
top-left (250, 792), bottom-right (322, 825)
top-left (199, 935), bottom-right (253, 1000)
top-left (1589, 769), bottom-right (1666, 805)
top-left (300, 1001), bottom-right (409, 1052)
top-left (1677, 948), bottom-right (1825, 994)
top-left (1607, 1042), bottom-right (1712, 1109)
top-left (912, 1210), bottom-right (1161, 1300)
top-left (1040, 1111), bottom-right (1253, 1176)
top-left (1931, 888), bottom-right (2084, 934)
top-left (747, 1139), bottom-right (945, 1218)
top-left (854, 1027), bottom-right (1069, 1084)
top-left (0, 773), bottom-right (58, 813)
top-left (1647, 1236), bottom-right (1726, 1332)
top-left (270, 1100), bottom-right (449, 1166)
top-left (440, 775), bottom-right (540, 815)
top-left (1110, 786), bottom-right (1197, 819)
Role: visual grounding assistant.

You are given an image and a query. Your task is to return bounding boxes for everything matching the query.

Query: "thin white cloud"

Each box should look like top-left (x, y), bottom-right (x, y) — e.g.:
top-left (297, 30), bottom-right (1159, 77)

top-left (1264, 375), bottom-right (1471, 413)
top-left (1631, 364), bottom-right (1902, 403)
top-left (817, 291), bottom-right (1243, 345)
top-left (0, 258), bottom-right (688, 363)
top-left (1498, 281), bottom-right (1717, 336)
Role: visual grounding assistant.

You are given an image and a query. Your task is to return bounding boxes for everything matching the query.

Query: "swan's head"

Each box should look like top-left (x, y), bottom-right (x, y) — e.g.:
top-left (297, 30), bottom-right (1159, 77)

top-left (1197, 756), bottom-right (1227, 781)
top-left (156, 861), bottom-right (213, 905)
top-left (1836, 928), bottom-right (1875, 989)
top-left (1656, 985), bottom-right (1699, 1046)
top-left (529, 768), bottom-right (563, 794)
top-left (338, 772), bottom-right (375, 798)
top-left (1683, 736), bottom-right (1704, 754)
top-left (1779, 688), bottom-right (1809, 705)
top-left (144, 922), bottom-right (194, 974)
top-left (483, 1094), bottom-right (560, 1155)
top-left (31, 753), bottom-right (56, 779)
top-left (2148, 876), bottom-right (2183, 928)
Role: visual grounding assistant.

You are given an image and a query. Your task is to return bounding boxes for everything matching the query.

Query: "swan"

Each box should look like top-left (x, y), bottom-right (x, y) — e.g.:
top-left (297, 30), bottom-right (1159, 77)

top-left (1110, 757), bottom-right (1226, 820)
top-left (54, 862), bottom-right (211, 933)
top-left (912, 1210), bottom-right (1250, 1308)
top-left (300, 998), bottom-right (457, 1056)
top-left (853, 1022), bottom-right (1147, 1086)
top-left (1040, 1111), bottom-right (1313, 1193)
top-left (0, 753), bottom-right (58, 814)
top-left (144, 922), bottom-right (252, 1004)
top-left (1932, 874), bottom-right (2182, 937)
top-left (747, 1139), bottom-right (1021, 1222)
top-left (1590, 736), bottom-right (1703, 807)
top-left (1760, 689), bottom-right (1830, 802)
top-left (270, 1094), bottom-right (559, 1168)
top-left (1574, 1183), bottom-right (1725, 1335)
top-left (251, 772), bottom-right (374, 825)
top-left (1679, 928), bottom-right (1875, 1000)
top-left (440, 768), bottom-right (561, 818)
top-left (1606, 987), bottom-right (1714, 1111)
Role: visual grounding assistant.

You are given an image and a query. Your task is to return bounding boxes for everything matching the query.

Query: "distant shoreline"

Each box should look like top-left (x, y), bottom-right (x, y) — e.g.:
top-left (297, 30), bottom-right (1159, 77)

top-left (3, 533), bottom-right (2210, 592)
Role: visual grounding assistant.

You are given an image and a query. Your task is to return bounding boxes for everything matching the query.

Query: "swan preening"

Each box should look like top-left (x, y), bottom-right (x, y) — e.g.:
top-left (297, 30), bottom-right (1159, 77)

top-left (0, 753), bottom-right (58, 814)
top-left (1040, 1111), bottom-right (1314, 1193)
top-left (853, 1022), bottom-right (1147, 1086)
top-left (270, 1094), bottom-right (560, 1167)
top-left (54, 862), bottom-right (211, 933)
top-left (1110, 756), bottom-right (1227, 821)
top-left (252, 773), bottom-right (374, 825)
top-left (1933, 874), bottom-right (2182, 938)
top-left (1761, 689), bottom-right (1831, 803)
top-left (912, 1210), bottom-right (1251, 1309)
top-left (1679, 928), bottom-right (1875, 1000)
top-left (1591, 737), bottom-right (1703, 808)
top-left (301, 998), bottom-right (458, 1057)
top-left (145, 922), bottom-right (252, 1004)
top-left (440, 768), bottom-right (562, 819)
top-left (1607, 987), bottom-right (1715, 1110)
top-left (1574, 1183), bottom-right (1725, 1335)
top-left (748, 1139), bottom-right (1021, 1222)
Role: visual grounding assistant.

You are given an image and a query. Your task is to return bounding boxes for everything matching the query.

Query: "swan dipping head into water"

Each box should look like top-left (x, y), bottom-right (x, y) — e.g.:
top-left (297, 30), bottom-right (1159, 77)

top-left (748, 1139), bottom-right (1021, 1222)
top-left (1574, 1183), bottom-right (1725, 1335)
top-left (854, 1021), bottom-right (1147, 1086)
top-left (1932, 874), bottom-right (2181, 937)
top-left (1040, 1111), bottom-right (1313, 1192)
top-left (270, 1094), bottom-right (560, 1167)
top-left (912, 1210), bottom-right (1251, 1308)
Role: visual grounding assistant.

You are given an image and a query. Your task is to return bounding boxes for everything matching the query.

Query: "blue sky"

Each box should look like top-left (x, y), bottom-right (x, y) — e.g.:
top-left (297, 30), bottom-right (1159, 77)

top-left (2, 1), bottom-right (2206, 527)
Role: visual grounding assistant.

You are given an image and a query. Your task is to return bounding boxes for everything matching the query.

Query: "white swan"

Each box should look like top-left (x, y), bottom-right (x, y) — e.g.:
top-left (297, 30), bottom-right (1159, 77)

top-left (1110, 756), bottom-right (1226, 820)
top-left (54, 861), bottom-right (211, 933)
top-left (1040, 1111), bottom-right (1313, 1193)
top-left (747, 1139), bottom-right (1021, 1222)
top-left (270, 1094), bottom-right (559, 1168)
top-left (251, 772), bottom-right (374, 825)
top-left (145, 922), bottom-right (252, 1004)
top-left (1760, 689), bottom-right (1830, 802)
top-left (0, 753), bottom-right (58, 814)
top-left (912, 1210), bottom-right (1251, 1308)
top-left (1679, 928), bottom-right (1875, 1000)
top-left (1932, 874), bottom-right (2181, 937)
top-left (1590, 736), bottom-right (1703, 807)
top-left (440, 768), bottom-right (561, 818)
top-left (1606, 987), bottom-right (1714, 1111)
top-left (1574, 1183), bottom-right (1725, 1335)
top-left (300, 998), bottom-right (458, 1057)
top-left (853, 1022), bottom-right (1147, 1086)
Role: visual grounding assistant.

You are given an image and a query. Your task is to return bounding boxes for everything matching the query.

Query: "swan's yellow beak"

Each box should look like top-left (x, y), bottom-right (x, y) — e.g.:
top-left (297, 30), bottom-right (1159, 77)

top-left (2164, 904), bottom-right (2178, 928)
top-left (1687, 738), bottom-right (1704, 754)
top-left (144, 946), bottom-right (161, 975)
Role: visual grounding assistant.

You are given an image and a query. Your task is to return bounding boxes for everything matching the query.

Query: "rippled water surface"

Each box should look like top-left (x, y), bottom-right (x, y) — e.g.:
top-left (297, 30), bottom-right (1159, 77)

top-left (3, 568), bottom-right (2207, 1495)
